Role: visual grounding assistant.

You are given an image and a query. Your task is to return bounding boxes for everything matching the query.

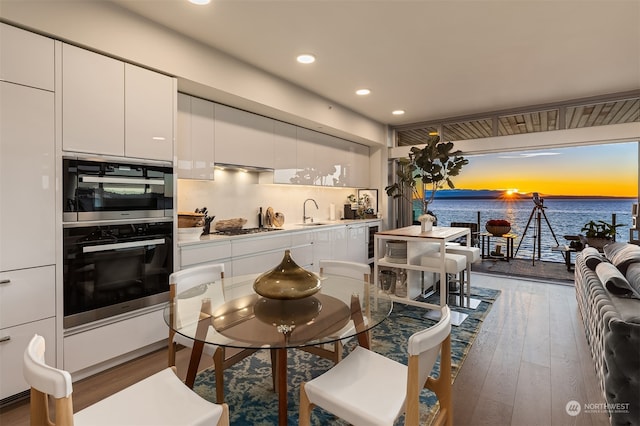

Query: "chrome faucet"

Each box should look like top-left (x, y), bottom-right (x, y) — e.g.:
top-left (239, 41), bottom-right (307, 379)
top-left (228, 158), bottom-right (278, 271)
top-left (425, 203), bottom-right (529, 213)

top-left (303, 198), bottom-right (319, 223)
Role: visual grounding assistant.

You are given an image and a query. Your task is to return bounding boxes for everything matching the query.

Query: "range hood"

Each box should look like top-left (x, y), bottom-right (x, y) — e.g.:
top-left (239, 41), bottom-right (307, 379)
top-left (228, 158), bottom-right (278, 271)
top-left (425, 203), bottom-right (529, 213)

top-left (214, 163), bottom-right (274, 173)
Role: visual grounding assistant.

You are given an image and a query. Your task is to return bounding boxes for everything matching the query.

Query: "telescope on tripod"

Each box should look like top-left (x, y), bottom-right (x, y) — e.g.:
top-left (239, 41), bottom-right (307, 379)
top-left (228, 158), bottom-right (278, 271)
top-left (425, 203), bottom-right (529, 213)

top-left (514, 192), bottom-right (560, 264)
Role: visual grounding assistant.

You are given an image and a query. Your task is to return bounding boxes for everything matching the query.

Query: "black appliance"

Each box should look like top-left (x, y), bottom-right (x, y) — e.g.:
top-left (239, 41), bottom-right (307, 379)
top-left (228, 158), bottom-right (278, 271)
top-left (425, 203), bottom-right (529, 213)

top-left (63, 220), bottom-right (173, 328)
top-left (63, 157), bottom-right (173, 222)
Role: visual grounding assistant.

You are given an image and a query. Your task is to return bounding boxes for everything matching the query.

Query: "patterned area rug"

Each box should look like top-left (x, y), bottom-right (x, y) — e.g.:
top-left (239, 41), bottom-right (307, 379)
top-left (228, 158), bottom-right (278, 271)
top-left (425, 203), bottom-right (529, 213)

top-left (193, 287), bottom-right (500, 425)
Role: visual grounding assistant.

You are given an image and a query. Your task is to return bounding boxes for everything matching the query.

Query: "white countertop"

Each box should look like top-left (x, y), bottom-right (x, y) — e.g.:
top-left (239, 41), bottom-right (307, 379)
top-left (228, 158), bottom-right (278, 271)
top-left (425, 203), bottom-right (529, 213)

top-left (177, 218), bottom-right (381, 247)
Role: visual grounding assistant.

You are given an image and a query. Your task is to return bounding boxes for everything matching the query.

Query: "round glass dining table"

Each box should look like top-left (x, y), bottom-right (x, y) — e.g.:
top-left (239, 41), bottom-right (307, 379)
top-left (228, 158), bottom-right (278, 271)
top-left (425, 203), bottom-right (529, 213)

top-left (163, 273), bottom-right (392, 425)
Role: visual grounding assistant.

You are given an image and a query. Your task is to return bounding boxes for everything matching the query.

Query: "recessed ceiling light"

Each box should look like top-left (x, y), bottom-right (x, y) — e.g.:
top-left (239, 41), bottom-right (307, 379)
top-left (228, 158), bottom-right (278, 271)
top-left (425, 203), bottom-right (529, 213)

top-left (356, 89), bottom-right (371, 96)
top-left (188, 0), bottom-right (210, 4)
top-left (392, 110), bottom-right (405, 116)
top-left (296, 54), bottom-right (316, 64)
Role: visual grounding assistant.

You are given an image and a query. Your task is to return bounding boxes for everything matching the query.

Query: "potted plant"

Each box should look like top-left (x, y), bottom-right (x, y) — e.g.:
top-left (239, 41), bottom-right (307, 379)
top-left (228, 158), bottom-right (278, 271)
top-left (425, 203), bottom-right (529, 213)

top-left (580, 220), bottom-right (625, 250)
top-left (385, 134), bottom-right (468, 225)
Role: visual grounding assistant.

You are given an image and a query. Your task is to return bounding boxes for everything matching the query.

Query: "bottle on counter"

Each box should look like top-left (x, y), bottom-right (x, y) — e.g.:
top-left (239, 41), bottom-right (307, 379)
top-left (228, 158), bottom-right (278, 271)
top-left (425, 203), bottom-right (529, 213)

top-left (258, 207), bottom-right (264, 228)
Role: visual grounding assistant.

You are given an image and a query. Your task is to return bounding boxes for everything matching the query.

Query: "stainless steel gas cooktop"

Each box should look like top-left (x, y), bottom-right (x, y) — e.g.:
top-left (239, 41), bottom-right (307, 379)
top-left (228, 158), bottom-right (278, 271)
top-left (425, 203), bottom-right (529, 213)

top-left (210, 227), bottom-right (284, 236)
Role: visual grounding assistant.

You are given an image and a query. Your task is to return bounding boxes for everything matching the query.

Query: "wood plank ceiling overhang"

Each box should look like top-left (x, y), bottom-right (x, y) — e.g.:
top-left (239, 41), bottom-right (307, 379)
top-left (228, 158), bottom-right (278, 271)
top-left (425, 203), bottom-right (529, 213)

top-left (395, 93), bottom-right (640, 147)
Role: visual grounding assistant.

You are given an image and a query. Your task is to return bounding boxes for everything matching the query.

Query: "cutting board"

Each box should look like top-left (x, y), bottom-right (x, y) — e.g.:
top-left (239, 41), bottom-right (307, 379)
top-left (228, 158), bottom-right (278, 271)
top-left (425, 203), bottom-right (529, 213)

top-left (273, 212), bottom-right (285, 228)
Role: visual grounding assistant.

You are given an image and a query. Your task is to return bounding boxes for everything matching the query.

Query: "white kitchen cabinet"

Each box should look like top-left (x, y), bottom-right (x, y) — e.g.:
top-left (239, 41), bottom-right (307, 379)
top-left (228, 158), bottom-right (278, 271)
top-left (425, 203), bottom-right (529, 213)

top-left (347, 142), bottom-right (370, 188)
top-left (178, 240), bottom-right (232, 273)
top-left (0, 266), bottom-right (56, 400)
top-left (346, 224), bottom-right (368, 264)
top-left (124, 64), bottom-right (174, 161)
top-left (231, 233), bottom-right (292, 275)
top-left (177, 93), bottom-right (215, 179)
top-left (64, 308), bottom-right (166, 375)
top-left (1, 317), bottom-right (56, 400)
top-left (294, 127), bottom-right (321, 185)
top-left (62, 43), bottom-right (125, 156)
top-left (62, 44), bottom-right (174, 161)
top-left (0, 23), bottom-right (54, 91)
top-left (0, 82), bottom-right (55, 271)
top-left (293, 127), bottom-right (370, 187)
top-left (273, 121), bottom-right (297, 184)
top-left (214, 104), bottom-right (275, 168)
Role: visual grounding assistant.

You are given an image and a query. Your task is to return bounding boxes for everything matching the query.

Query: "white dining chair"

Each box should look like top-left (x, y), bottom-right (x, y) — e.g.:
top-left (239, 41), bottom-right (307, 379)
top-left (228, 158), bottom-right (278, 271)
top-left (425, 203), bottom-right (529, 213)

top-left (299, 305), bottom-right (452, 426)
top-left (24, 334), bottom-right (229, 426)
top-left (300, 260), bottom-right (371, 363)
top-left (168, 263), bottom-right (256, 402)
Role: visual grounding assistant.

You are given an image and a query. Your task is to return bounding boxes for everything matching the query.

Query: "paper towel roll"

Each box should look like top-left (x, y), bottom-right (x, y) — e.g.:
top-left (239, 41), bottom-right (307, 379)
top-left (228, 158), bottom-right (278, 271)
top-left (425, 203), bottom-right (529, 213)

top-left (329, 203), bottom-right (336, 221)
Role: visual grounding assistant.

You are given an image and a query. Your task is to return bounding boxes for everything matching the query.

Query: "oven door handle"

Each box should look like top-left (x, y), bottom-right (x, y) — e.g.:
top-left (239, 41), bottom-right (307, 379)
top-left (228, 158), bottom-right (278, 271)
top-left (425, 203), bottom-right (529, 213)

top-left (83, 238), bottom-right (166, 253)
top-left (79, 176), bottom-right (165, 185)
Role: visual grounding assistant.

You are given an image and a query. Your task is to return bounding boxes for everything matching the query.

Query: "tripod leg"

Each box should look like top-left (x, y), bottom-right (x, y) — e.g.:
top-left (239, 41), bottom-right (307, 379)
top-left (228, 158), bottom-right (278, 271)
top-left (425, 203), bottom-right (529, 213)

top-left (514, 207), bottom-right (537, 257)
top-left (541, 209), bottom-right (560, 246)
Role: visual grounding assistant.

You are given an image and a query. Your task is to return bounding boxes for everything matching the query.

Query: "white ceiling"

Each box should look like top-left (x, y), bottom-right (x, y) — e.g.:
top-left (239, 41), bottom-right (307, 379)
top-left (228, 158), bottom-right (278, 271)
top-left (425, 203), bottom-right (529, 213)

top-left (100, 1), bottom-right (640, 126)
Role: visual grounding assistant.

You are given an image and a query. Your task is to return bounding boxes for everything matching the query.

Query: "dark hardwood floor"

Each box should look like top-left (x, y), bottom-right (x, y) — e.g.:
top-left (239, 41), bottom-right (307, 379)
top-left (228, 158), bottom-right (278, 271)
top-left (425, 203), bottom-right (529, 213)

top-left (1, 272), bottom-right (609, 425)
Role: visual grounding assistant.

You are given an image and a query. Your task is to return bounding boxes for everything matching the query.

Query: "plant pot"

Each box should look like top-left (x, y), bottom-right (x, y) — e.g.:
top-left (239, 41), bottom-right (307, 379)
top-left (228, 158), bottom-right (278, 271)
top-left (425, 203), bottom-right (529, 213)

top-left (585, 237), bottom-right (612, 251)
top-left (485, 224), bottom-right (511, 236)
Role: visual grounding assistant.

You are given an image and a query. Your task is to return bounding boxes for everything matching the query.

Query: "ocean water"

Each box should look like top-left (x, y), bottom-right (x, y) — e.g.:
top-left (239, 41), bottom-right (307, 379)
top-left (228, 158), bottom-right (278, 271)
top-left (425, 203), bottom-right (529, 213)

top-left (414, 198), bottom-right (635, 262)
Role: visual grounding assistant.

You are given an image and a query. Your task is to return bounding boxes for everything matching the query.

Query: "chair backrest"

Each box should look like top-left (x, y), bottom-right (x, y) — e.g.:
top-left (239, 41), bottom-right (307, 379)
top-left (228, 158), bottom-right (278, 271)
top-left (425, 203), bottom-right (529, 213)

top-left (24, 334), bottom-right (74, 426)
top-left (319, 260), bottom-right (370, 282)
top-left (169, 263), bottom-right (225, 295)
top-left (407, 305), bottom-right (451, 387)
top-left (450, 222), bottom-right (479, 246)
top-left (319, 260), bottom-right (371, 307)
top-left (24, 334), bottom-right (73, 399)
top-left (169, 264), bottom-right (225, 331)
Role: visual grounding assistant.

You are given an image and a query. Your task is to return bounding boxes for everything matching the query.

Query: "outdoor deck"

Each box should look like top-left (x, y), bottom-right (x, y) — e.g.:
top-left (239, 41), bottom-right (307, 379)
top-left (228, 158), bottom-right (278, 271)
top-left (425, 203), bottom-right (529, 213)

top-left (473, 257), bottom-right (575, 284)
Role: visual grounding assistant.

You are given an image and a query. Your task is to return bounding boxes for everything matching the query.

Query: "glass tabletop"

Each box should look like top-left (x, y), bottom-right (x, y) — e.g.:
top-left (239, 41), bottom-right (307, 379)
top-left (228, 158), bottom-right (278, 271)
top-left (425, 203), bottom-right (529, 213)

top-left (163, 273), bottom-right (393, 350)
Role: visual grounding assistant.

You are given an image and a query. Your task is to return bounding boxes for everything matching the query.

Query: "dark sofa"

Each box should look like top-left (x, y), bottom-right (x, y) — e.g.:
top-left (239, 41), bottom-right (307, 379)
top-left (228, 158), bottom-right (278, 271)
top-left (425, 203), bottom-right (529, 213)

top-left (574, 242), bottom-right (640, 426)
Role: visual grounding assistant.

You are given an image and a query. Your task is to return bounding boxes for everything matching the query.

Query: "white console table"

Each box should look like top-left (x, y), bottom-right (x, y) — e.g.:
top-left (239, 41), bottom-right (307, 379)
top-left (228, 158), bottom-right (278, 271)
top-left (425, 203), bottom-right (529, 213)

top-left (374, 225), bottom-right (471, 324)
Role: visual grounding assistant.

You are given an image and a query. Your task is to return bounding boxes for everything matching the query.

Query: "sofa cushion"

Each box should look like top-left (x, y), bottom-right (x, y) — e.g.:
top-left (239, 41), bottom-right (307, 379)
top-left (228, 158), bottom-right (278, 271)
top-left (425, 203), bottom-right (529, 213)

top-left (596, 261), bottom-right (640, 299)
top-left (582, 246), bottom-right (605, 270)
top-left (625, 263), bottom-right (640, 296)
top-left (604, 242), bottom-right (640, 275)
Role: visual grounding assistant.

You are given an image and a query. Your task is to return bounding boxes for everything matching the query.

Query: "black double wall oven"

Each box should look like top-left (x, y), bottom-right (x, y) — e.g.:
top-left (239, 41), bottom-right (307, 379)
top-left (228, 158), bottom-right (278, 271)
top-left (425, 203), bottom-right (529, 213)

top-left (63, 157), bottom-right (174, 329)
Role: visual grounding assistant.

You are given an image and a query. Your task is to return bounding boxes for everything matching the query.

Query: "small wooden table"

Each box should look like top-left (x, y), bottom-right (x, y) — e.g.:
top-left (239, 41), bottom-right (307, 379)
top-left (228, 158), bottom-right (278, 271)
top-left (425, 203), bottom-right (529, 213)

top-left (481, 232), bottom-right (517, 261)
top-left (551, 244), bottom-right (578, 271)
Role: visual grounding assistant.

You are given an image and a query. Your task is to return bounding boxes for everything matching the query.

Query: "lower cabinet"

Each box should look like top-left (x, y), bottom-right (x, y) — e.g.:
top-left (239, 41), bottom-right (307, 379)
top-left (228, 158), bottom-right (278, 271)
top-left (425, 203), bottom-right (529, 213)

top-left (63, 308), bottom-right (166, 376)
top-left (0, 317), bottom-right (56, 401)
top-left (0, 265), bottom-right (56, 402)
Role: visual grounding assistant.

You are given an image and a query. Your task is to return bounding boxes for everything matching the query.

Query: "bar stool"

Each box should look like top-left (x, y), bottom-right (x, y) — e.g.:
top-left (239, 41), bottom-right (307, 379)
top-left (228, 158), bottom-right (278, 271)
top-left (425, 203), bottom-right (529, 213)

top-left (421, 252), bottom-right (468, 326)
top-left (445, 246), bottom-right (481, 309)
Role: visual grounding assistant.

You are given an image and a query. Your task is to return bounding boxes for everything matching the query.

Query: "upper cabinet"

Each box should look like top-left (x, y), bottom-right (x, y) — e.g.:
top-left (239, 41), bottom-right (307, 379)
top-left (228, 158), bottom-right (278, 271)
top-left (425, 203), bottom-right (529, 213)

top-left (214, 104), bottom-right (275, 168)
top-left (0, 23), bottom-right (54, 91)
top-left (291, 127), bottom-right (370, 187)
top-left (62, 44), bottom-right (125, 156)
top-left (177, 93), bottom-right (215, 180)
top-left (62, 44), bottom-right (174, 161)
top-left (124, 64), bottom-right (174, 161)
top-left (273, 121), bottom-right (297, 184)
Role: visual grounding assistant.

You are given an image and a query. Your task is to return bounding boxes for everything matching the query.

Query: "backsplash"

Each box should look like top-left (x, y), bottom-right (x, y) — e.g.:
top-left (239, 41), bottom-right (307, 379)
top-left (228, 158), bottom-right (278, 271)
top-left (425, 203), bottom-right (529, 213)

top-left (177, 169), bottom-right (359, 228)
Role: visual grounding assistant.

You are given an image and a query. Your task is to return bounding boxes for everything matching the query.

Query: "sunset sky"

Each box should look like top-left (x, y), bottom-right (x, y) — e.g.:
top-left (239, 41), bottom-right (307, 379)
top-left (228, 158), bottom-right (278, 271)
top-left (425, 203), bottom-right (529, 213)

top-left (452, 141), bottom-right (638, 198)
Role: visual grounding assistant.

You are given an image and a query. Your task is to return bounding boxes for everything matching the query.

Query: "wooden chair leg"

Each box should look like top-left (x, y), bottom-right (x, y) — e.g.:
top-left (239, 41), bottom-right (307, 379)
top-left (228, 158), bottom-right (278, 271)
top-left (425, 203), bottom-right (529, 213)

top-left (214, 347), bottom-right (225, 403)
top-left (426, 335), bottom-right (453, 426)
top-left (217, 403), bottom-right (230, 426)
top-left (298, 382), bottom-right (314, 426)
top-left (55, 395), bottom-right (74, 426)
top-left (29, 388), bottom-right (51, 426)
